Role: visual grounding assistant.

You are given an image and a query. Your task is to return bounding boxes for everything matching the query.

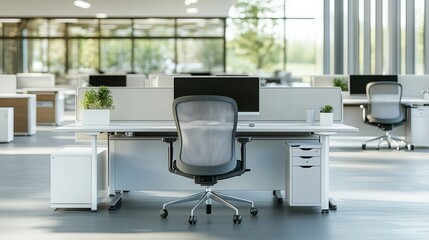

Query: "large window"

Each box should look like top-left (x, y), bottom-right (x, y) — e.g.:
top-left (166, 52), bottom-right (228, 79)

top-left (226, 0), bottom-right (322, 78)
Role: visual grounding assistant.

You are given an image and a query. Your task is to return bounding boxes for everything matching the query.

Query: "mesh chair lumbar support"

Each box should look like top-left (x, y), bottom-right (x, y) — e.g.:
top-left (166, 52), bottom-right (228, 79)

top-left (159, 95), bottom-right (258, 224)
top-left (361, 82), bottom-right (414, 151)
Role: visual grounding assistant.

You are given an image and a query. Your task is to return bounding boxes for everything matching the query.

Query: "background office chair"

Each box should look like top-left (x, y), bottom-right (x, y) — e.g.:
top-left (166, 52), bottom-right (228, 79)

top-left (160, 95), bottom-right (258, 224)
top-left (361, 82), bottom-right (414, 150)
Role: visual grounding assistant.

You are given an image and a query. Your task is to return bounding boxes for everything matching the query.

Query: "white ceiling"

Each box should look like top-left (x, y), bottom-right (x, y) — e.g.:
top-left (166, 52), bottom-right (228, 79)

top-left (0, 0), bottom-right (236, 18)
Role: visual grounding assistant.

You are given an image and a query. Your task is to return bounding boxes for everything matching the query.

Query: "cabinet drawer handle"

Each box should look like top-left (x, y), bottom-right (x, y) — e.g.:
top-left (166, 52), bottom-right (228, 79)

top-left (300, 166), bottom-right (313, 168)
top-left (300, 156), bottom-right (313, 159)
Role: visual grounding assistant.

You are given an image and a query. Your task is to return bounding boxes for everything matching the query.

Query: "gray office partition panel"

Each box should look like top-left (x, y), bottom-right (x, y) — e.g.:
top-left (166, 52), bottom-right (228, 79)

top-left (398, 75), bottom-right (429, 97)
top-left (76, 86), bottom-right (343, 122)
top-left (76, 87), bottom-right (174, 121)
top-left (239, 87), bottom-right (343, 122)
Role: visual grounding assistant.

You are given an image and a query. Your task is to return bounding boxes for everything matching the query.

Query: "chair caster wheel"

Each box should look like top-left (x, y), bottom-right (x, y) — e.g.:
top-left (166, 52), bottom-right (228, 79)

top-left (407, 144), bottom-right (414, 150)
top-left (250, 207), bottom-right (258, 216)
top-left (189, 215), bottom-right (197, 225)
top-left (233, 214), bottom-right (242, 224)
top-left (159, 209), bottom-right (168, 218)
top-left (361, 144), bottom-right (366, 150)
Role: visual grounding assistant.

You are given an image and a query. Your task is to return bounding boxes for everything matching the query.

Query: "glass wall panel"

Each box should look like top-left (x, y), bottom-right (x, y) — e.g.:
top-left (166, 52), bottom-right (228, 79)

top-left (226, 18), bottom-right (284, 75)
top-left (285, 0), bottom-right (321, 18)
top-left (134, 39), bottom-right (175, 75)
top-left (48, 20), bottom-right (66, 37)
top-left (3, 23), bottom-right (20, 37)
top-left (100, 39), bottom-right (132, 73)
top-left (177, 18), bottom-right (224, 37)
top-left (229, 0), bottom-right (284, 18)
top-left (68, 19), bottom-right (99, 37)
top-left (3, 39), bottom-right (20, 73)
top-left (25, 39), bottom-right (49, 72)
top-left (68, 39), bottom-right (99, 73)
top-left (415, 0), bottom-right (425, 74)
top-left (100, 19), bottom-right (132, 37)
top-left (285, 19), bottom-right (317, 75)
top-left (133, 19), bottom-right (175, 37)
top-left (49, 39), bottom-right (66, 76)
top-left (23, 19), bottom-right (49, 37)
top-left (177, 39), bottom-right (224, 74)
top-left (0, 40), bottom-right (3, 72)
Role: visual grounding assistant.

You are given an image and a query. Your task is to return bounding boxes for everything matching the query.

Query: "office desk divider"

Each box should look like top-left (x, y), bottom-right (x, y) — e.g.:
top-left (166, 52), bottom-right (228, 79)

top-left (76, 87), bottom-right (343, 123)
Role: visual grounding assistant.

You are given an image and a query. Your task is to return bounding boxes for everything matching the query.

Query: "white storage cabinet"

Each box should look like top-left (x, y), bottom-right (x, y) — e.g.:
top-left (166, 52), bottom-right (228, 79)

top-left (406, 106), bottom-right (429, 147)
top-left (0, 107), bottom-right (14, 142)
top-left (286, 142), bottom-right (321, 206)
top-left (51, 147), bottom-right (107, 209)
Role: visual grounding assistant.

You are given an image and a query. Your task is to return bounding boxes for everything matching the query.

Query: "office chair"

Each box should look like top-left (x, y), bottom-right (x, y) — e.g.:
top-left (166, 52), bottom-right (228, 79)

top-left (361, 82), bottom-right (414, 151)
top-left (160, 95), bottom-right (258, 224)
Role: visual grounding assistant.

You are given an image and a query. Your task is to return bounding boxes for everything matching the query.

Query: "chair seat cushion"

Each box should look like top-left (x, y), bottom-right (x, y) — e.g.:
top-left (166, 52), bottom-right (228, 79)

top-left (367, 114), bottom-right (403, 125)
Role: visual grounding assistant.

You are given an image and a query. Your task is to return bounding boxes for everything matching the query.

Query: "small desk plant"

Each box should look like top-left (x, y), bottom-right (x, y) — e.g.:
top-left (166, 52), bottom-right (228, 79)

top-left (319, 105), bottom-right (333, 126)
top-left (80, 86), bottom-right (114, 125)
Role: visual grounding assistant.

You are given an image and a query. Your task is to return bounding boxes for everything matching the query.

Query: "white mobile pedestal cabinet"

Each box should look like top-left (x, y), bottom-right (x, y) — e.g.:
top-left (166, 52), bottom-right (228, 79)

top-left (407, 106), bottom-right (429, 147)
top-left (0, 107), bottom-right (14, 142)
top-left (51, 147), bottom-right (107, 209)
top-left (286, 142), bottom-right (321, 206)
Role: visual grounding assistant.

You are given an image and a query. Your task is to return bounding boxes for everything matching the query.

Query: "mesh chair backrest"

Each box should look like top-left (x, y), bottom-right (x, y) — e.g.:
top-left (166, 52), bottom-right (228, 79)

top-left (366, 82), bottom-right (402, 120)
top-left (173, 96), bottom-right (237, 172)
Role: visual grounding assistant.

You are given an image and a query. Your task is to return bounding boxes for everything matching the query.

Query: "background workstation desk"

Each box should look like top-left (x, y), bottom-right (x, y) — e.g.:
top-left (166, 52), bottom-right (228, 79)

top-left (55, 122), bottom-right (358, 213)
top-left (342, 96), bottom-right (429, 146)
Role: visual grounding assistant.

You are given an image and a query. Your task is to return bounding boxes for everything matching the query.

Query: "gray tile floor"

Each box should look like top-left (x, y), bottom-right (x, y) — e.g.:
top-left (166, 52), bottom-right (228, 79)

top-left (1, 123), bottom-right (429, 240)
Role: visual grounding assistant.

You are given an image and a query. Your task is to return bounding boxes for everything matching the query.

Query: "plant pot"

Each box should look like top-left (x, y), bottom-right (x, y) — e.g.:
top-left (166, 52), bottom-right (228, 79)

top-left (82, 109), bottom-right (110, 125)
top-left (319, 112), bottom-right (333, 126)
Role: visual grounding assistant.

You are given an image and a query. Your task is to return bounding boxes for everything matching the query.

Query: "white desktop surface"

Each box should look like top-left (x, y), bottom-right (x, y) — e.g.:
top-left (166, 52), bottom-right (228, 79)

top-left (56, 122), bottom-right (358, 133)
top-left (343, 96), bottom-right (429, 105)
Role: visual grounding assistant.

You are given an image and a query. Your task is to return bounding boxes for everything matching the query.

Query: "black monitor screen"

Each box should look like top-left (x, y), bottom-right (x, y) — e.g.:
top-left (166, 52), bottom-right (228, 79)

top-left (349, 75), bottom-right (398, 94)
top-left (89, 75), bottom-right (126, 87)
top-left (174, 76), bottom-right (260, 113)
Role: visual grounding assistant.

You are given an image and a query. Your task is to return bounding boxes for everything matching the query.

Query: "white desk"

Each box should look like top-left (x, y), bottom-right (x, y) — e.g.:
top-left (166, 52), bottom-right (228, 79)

top-left (55, 122), bottom-right (357, 212)
top-left (343, 96), bottom-right (429, 106)
top-left (0, 94), bottom-right (37, 135)
top-left (18, 88), bottom-right (67, 125)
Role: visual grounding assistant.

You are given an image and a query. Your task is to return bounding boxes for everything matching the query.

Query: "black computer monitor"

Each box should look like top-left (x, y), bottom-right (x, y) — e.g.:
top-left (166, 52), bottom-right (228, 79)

top-left (349, 75), bottom-right (398, 95)
top-left (174, 76), bottom-right (260, 114)
top-left (89, 75), bottom-right (127, 87)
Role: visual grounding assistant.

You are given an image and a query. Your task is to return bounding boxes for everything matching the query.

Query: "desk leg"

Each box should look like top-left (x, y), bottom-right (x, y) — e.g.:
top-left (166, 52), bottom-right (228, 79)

top-left (90, 134), bottom-right (98, 212)
top-left (319, 134), bottom-right (330, 214)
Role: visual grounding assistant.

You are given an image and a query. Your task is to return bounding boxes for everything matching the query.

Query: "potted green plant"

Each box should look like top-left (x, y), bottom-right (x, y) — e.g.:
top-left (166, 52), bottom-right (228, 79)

top-left (332, 78), bottom-right (348, 91)
top-left (80, 86), bottom-right (114, 125)
top-left (319, 105), bottom-right (333, 126)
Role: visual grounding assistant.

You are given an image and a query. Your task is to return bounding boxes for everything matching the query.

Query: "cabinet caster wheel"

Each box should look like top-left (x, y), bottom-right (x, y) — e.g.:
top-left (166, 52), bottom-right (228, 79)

top-left (321, 209), bottom-right (329, 214)
top-left (189, 215), bottom-right (197, 225)
top-left (361, 144), bottom-right (366, 150)
top-left (233, 214), bottom-right (242, 224)
top-left (250, 207), bottom-right (258, 216)
top-left (206, 204), bottom-right (212, 214)
top-left (159, 209), bottom-right (168, 218)
top-left (407, 144), bottom-right (414, 151)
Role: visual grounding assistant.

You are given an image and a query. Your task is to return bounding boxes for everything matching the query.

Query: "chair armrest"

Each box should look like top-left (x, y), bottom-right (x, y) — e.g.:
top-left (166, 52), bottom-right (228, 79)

top-left (237, 137), bottom-right (252, 144)
top-left (162, 137), bottom-right (177, 143)
top-left (162, 137), bottom-right (177, 173)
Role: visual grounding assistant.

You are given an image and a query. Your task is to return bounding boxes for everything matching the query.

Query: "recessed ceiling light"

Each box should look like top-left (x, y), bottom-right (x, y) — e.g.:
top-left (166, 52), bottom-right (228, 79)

top-left (0, 18), bottom-right (21, 23)
top-left (185, 0), bottom-right (198, 5)
top-left (54, 18), bottom-right (79, 23)
top-left (95, 13), bottom-right (108, 19)
top-left (74, 0), bottom-right (91, 9)
top-left (186, 8), bottom-right (199, 14)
